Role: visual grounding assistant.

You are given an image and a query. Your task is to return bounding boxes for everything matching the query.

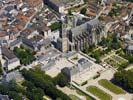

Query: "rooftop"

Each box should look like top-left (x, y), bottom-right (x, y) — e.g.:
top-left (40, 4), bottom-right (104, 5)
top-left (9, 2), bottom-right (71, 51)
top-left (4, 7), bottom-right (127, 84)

top-left (47, 0), bottom-right (82, 6)
top-left (1, 46), bottom-right (17, 60)
top-left (0, 31), bottom-right (7, 37)
top-left (71, 18), bottom-right (101, 37)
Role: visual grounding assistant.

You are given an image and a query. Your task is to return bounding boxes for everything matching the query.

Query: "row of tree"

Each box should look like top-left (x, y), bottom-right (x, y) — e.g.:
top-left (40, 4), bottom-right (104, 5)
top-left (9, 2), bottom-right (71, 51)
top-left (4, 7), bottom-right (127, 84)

top-left (99, 34), bottom-right (122, 50)
top-left (114, 70), bottom-right (133, 93)
top-left (0, 80), bottom-right (24, 100)
top-left (21, 68), bottom-right (71, 100)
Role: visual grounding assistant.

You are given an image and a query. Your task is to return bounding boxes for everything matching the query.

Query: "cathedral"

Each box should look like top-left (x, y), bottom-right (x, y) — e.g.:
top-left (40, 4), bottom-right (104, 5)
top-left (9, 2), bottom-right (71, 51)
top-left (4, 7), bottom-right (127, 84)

top-left (57, 16), bottom-right (104, 52)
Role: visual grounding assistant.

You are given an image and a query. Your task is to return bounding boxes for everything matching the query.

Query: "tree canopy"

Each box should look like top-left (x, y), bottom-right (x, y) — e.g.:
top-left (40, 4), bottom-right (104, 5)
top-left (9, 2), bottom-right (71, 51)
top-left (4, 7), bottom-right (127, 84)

top-left (114, 70), bottom-right (133, 93)
top-left (0, 80), bottom-right (24, 100)
top-left (54, 73), bottom-right (69, 87)
top-left (80, 8), bottom-right (87, 15)
top-left (21, 68), bottom-right (71, 100)
top-left (14, 46), bottom-right (36, 65)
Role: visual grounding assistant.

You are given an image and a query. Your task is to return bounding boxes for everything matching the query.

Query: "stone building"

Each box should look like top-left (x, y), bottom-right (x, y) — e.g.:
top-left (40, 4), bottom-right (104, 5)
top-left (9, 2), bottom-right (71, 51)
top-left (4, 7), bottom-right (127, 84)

top-left (68, 18), bottom-right (104, 51)
top-left (0, 46), bottom-right (20, 71)
top-left (57, 21), bottom-right (69, 52)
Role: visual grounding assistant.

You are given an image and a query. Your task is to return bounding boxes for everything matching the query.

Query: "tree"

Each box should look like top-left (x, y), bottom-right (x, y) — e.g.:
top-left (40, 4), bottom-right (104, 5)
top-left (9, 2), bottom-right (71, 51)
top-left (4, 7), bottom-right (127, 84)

top-left (21, 69), bottom-right (71, 100)
top-left (50, 22), bottom-right (61, 31)
top-left (0, 61), bottom-right (3, 76)
top-left (54, 73), bottom-right (69, 87)
top-left (114, 70), bottom-right (133, 93)
top-left (27, 88), bottom-right (44, 100)
top-left (14, 47), bottom-right (35, 65)
top-left (80, 8), bottom-right (87, 15)
top-left (68, 10), bottom-right (72, 15)
top-left (0, 80), bottom-right (24, 100)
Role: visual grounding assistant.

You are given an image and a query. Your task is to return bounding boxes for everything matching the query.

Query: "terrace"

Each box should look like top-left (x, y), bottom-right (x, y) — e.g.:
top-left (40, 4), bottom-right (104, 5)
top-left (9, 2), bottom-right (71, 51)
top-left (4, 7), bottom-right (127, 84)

top-left (45, 58), bottom-right (74, 77)
top-left (68, 53), bottom-right (104, 84)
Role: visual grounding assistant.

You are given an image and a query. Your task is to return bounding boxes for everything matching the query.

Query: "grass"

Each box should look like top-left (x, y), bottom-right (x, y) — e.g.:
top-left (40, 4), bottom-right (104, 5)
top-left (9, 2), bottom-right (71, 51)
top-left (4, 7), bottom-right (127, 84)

top-left (76, 90), bottom-right (95, 100)
top-left (98, 79), bottom-right (126, 94)
top-left (86, 86), bottom-right (112, 100)
top-left (130, 68), bottom-right (133, 72)
top-left (69, 94), bottom-right (80, 100)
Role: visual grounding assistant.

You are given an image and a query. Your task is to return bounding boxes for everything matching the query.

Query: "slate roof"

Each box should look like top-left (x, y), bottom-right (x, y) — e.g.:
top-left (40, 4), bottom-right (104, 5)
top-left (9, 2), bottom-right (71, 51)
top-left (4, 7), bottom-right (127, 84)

top-left (1, 46), bottom-right (17, 60)
top-left (0, 94), bottom-right (10, 100)
top-left (64, 58), bottom-right (93, 76)
top-left (70, 18), bottom-right (101, 37)
top-left (22, 36), bottom-right (51, 49)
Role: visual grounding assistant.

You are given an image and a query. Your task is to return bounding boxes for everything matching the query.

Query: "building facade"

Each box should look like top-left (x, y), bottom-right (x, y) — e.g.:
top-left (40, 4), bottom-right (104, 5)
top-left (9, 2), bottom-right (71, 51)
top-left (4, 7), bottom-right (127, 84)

top-left (1, 46), bottom-right (20, 71)
top-left (68, 19), bottom-right (104, 51)
top-left (44, 0), bottom-right (84, 14)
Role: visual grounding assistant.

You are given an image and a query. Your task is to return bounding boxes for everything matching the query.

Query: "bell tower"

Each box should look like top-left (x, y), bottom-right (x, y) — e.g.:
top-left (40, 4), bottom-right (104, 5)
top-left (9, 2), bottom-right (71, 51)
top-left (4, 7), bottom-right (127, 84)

top-left (57, 20), bottom-right (68, 52)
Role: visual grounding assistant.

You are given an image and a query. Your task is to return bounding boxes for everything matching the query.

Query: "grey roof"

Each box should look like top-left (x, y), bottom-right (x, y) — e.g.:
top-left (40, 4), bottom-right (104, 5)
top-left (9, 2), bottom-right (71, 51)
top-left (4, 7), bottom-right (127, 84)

top-left (1, 46), bottom-right (17, 60)
top-left (130, 17), bottom-right (133, 24)
top-left (127, 45), bottom-right (133, 50)
top-left (63, 51), bottom-right (77, 58)
top-left (5, 5), bottom-right (14, 12)
top-left (47, 0), bottom-right (81, 6)
top-left (66, 58), bottom-right (93, 76)
top-left (10, 39), bottom-right (21, 47)
top-left (70, 18), bottom-right (101, 37)
top-left (41, 60), bottom-right (55, 71)
top-left (5, 71), bottom-right (24, 82)
top-left (0, 94), bottom-right (10, 100)
top-left (37, 48), bottom-right (61, 61)
top-left (22, 36), bottom-right (51, 50)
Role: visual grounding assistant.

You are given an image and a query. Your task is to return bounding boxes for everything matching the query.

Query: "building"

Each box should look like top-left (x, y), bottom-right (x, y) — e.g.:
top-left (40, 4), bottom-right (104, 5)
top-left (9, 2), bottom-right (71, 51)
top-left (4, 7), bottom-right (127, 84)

top-left (44, 0), bottom-right (84, 13)
top-left (57, 21), bottom-right (69, 52)
top-left (62, 58), bottom-right (93, 80)
top-left (22, 35), bottom-right (51, 52)
top-left (126, 44), bottom-right (133, 55)
top-left (68, 18), bottom-right (104, 51)
top-left (1, 46), bottom-right (20, 71)
top-left (37, 48), bottom-right (62, 71)
top-left (0, 31), bottom-right (9, 46)
top-left (0, 94), bottom-right (10, 100)
top-left (123, 34), bottom-right (133, 55)
top-left (5, 71), bottom-right (24, 82)
top-left (61, 52), bottom-right (104, 85)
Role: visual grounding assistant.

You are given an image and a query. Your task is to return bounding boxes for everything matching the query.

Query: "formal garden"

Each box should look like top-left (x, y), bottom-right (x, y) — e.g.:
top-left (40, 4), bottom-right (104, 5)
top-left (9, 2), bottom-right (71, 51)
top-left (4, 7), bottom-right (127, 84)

top-left (114, 70), bottom-right (133, 93)
top-left (98, 79), bottom-right (126, 94)
top-left (104, 55), bottom-right (129, 70)
top-left (76, 89), bottom-right (95, 100)
top-left (69, 94), bottom-right (80, 100)
top-left (86, 86), bottom-right (112, 100)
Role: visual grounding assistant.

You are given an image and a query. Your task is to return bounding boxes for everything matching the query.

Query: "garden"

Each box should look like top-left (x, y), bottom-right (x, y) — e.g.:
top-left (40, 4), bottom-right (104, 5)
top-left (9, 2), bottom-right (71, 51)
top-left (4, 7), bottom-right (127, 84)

top-left (86, 86), bottom-right (112, 100)
top-left (104, 55), bottom-right (129, 69)
top-left (98, 79), bottom-right (126, 94)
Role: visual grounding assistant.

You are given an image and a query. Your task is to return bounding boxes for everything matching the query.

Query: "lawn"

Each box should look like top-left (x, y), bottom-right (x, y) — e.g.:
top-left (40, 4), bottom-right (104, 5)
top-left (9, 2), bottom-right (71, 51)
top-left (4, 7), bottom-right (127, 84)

top-left (130, 68), bottom-right (133, 72)
top-left (98, 79), bottom-right (126, 95)
top-left (86, 86), bottom-right (112, 100)
top-left (76, 90), bottom-right (95, 100)
top-left (69, 94), bottom-right (80, 100)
